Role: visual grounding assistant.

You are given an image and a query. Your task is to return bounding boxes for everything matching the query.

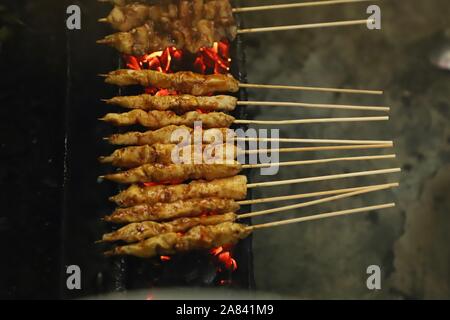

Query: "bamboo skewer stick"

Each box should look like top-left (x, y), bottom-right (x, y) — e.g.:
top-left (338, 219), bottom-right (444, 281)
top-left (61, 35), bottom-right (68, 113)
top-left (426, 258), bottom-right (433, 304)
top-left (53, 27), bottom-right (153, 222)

top-left (239, 183), bottom-right (397, 219)
top-left (251, 203), bottom-right (396, 230)
top-left (234, 116), bottom-right (388, 125)
top-left (237, 19), bottom-right (373, 35)
top-left (238, 83), bottom-right (382, 95)
top-left (241, 154), bottom-right (395, 169)
top-left (244, 144), bottom-right (393, 155)
top-left (232, 0), bottom-right (375, 13)
top-left (236, 100), bottom-right (389, 112)
top-left (238, 182), bottom-right (399, 205)
top-left (236, 137), bottom-right (393, 145)
top-left (247, 168), bottom-right (401, 189)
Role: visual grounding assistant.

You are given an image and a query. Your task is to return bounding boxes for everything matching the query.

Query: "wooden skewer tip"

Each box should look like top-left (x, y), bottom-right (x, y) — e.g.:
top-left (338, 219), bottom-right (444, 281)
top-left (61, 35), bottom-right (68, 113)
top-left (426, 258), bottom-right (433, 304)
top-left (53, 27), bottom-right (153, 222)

top-left (251, 203), bottom-right (396, 230)
top-left (239, 183), bottom-right (398, 219)
top-left (232, 0), bottom-right (376, 13)
top-left (238, 182), bottom-right (399, 205)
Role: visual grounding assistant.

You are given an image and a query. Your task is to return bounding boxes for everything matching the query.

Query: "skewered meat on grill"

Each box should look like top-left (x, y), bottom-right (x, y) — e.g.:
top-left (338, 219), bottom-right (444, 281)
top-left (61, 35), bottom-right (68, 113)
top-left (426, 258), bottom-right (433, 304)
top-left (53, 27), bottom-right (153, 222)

top-left (104, 197), bottom-right (240, 223)
top-left (106, 125), bottom-right (234, 146)
top-left (102, 213), bottom-right (237, 243)
top-left (100, 110), bottom-right (235, 129)
top-left (105, 222), bottom-right (251, 258)
top-left (103, 69), bottom-right (240, 95)
top-left (99, 143), bottom-right (239, 168)
top-left (102, 3), bottom-right (153, 32)
top-left (99, 0), bottom-right (139, 6)
top-left (103, 0), bottom-right (236, 32)
top-left (98, 0), bottom-right (236, 54)
top-left (104, 94), bottom-right (237, 113)
top-left (102, 161), bottom-right (242, 183)
top-left (111, 175), bottom-right (247, 207)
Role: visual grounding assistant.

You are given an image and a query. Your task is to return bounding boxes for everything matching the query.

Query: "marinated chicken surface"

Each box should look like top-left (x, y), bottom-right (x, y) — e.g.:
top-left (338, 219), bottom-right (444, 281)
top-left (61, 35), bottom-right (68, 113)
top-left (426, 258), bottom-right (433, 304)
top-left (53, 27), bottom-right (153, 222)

top-left (101, 110), bottom-right (235, 129)
top-left (99, 143), bottom-right (239, 168)
top-left (106, 125), bottom-right (235, 146)
top-left (99, 0), bottom-right (236, 54)
top-left (104, 197), bottom-right (240, 223)
top-left (105, 222), bottom-right (252, 258)
top-left (103, 69), bottom-right (240, 95)
top-left (104, 94), bottom-right (237, 113)
top-left (102, 212), bottom-right (237, 243)
top-left (103, 161), bottom-right (242, 183)
top-left (111, 175), bottom-right (248, 207)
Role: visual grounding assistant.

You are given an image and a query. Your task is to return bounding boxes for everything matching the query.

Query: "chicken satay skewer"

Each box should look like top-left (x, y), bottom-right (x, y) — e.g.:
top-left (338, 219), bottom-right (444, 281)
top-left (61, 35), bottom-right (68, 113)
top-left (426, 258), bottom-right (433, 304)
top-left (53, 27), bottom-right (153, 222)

top-left (98, 0), bottom-right (376, 16)
top-left (105, 125), bottom-right (394, 146)
top-left (101, 69), bottom-right (383, 95)
top-left (98, 19), bottom-right (374, 56)
top-left (97, 0), bottom-right (374, 55)
top-left (99, 109), bottom-right (389, 129)
top-left (100, 143), bottom-right (393, 168)
top-left (100, 154), bottom-right (396, 184)
top-left (104, 182), bottom-right (399, 224)
top-left (101, 183), bottom-right (397, 243)
top-left (105, 203), bottom-right (395, 257)
top-left (103, 94), bottom-right (389, 113)
top-left (111, 169), bottom-right (401, 207)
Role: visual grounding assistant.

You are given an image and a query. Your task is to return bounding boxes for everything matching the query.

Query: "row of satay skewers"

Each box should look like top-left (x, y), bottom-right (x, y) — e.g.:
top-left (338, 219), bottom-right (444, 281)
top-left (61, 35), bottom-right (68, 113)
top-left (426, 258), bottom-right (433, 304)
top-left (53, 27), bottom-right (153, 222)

top-left (97, 0), bottom-right (378, 55)
top-left (97, 0), bottom-right (398, 260)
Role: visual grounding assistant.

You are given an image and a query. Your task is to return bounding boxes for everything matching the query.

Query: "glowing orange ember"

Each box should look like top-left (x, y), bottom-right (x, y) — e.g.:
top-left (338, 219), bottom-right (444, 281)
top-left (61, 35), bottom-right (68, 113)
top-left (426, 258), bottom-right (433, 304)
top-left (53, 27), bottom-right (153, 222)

top-left (160, 256), bottom-right (171, 262)
top-left (123, 40), bottom-right (231, 95)
top-left (210, 246), bottom-right (238, 272)
top-left (125, 47), bottom-right (183, 73)
top-left (194, 41), bottom-right (231, 74)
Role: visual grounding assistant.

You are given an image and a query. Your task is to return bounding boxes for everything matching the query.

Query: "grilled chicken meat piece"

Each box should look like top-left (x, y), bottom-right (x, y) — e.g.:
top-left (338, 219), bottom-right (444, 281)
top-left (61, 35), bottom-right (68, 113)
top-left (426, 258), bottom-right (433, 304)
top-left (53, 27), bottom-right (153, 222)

top-left (102, 161), bottom-right (242, 184)
top-left (103, 69), bottom-right (240, 95)
top-left (111, 175), bottom-right (247, 207)
top-left (104, 197), bottom-right (240, 223)
top-left (102, 212), bottom-right (237, 243)
top-left (102, 3), bottom-right (152, 32)
top-left (106, 125), bottom-right (235, 146)
top-left (99, 143), bottom-right (239, 168)
top-left (100, 110), bottom-right (235, 129)
top-left (103, 0), bottom-right (235, 32)
top-left (103, 94), bottom-right (237, 113)
top-left (98, 23), bottom-right (175, 56)
top-left (99, 0), bottom-right (236, 54)
top-left (105, 222), bottom-right (251, 258)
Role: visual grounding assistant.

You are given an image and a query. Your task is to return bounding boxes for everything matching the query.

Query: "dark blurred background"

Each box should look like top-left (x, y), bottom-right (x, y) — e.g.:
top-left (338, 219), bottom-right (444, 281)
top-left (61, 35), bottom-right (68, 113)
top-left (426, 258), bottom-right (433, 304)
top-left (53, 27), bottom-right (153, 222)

top-left (0, 0), bottom-right (449, 299)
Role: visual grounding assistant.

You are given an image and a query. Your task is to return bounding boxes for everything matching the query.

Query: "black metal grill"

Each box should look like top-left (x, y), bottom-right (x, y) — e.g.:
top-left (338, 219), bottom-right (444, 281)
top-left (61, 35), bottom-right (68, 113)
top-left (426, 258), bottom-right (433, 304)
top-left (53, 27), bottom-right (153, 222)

top-left (61, 1), bottom-right (254, 299)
